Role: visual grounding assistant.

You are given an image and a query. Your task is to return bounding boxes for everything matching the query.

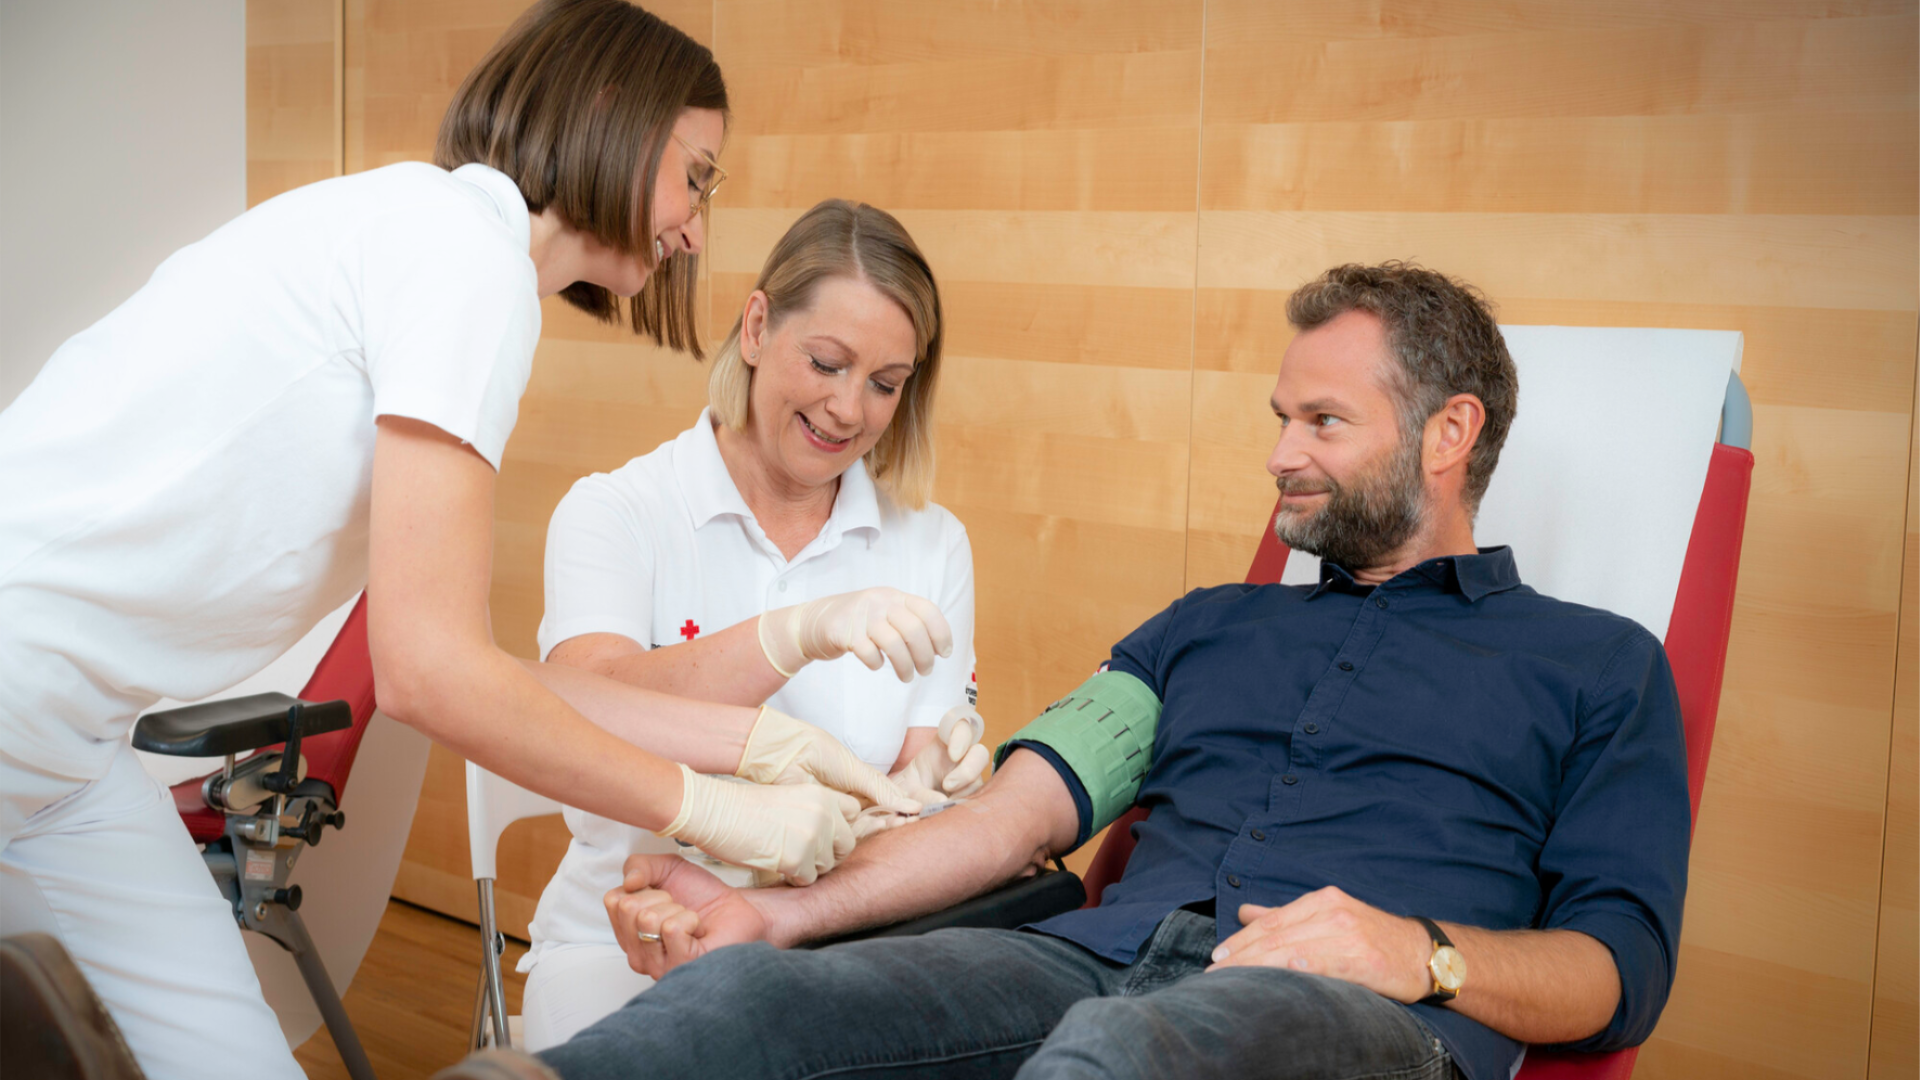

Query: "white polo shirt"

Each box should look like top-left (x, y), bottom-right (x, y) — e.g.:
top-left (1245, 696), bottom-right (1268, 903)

top-left (0, 162), bottom-right (539, 780)
top-left (525, 409), bottom-right (975, 956)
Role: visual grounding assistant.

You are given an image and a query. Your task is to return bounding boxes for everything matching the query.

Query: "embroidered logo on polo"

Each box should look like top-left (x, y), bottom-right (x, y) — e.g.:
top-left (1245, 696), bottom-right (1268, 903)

top-left (652, 618), bottom-right (702, 648)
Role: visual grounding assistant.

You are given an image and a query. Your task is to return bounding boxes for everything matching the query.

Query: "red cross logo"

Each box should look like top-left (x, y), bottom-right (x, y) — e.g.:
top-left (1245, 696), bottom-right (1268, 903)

top-left (679, 619), bottom-right (700, 641)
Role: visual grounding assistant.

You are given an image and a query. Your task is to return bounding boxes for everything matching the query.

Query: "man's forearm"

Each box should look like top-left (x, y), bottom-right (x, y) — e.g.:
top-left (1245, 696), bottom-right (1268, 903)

top-left (756, 749), bottom-right (1080, 947)
top-left (1443, 924), bottom-right (1620, 1044)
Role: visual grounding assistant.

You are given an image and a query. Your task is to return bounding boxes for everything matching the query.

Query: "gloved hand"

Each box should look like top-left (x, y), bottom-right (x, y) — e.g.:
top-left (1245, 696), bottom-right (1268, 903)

top-left (758, 587), bottom-right (954, 682)
top-left (656, 763), bottom-right (856, 885)
top-left (889, 705), bottom-right (991, 805)
top-left (735, 706), bottom-right (922, 815)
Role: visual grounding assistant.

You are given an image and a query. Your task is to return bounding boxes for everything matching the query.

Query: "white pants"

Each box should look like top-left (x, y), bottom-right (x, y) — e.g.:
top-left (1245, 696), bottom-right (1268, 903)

top-left (0, 743), bottom-right (305, 1080)
top-left (520, 942), bottom-right (655, 1051)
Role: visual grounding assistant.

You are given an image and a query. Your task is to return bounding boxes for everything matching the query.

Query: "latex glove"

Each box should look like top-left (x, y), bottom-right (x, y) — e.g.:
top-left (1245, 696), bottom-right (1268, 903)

top-left (735, 706), bottom-right (922, 815)
top-left (656, 763), bottom-right (856, 886)
top-left (759, 587), bottom-right (954, 682)
top-left (888, 705), bottom-right (991, 805)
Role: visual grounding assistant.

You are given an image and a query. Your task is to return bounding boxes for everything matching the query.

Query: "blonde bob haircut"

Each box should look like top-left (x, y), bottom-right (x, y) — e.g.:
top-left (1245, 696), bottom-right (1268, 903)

top-left (709, 200), bottom-right (944, 509)
top-left (436, 0), bottom-right (727, 356)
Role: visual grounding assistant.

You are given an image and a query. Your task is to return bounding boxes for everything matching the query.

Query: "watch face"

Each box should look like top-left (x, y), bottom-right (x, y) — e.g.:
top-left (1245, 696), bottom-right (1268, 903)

top-left (1430, 945), bottom-right (1467, 992)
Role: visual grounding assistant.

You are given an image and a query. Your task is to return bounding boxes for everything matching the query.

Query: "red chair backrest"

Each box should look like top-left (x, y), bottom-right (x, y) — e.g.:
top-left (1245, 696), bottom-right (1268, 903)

top-left (1077, 446), bottom-right (1755, 1079)
top-left (171, 593), bottom-right (379, 840)
top-left (283, 592), bottom-right (378, 800)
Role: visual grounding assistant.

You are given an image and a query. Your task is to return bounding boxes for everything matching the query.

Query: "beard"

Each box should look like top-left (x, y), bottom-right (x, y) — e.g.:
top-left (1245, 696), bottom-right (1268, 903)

top-left (1271, 434), bottom-right (1428, 574)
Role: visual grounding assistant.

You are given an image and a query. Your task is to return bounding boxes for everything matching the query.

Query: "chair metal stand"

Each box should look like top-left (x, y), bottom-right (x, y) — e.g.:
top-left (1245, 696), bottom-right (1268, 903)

top-left (136, 691), bottom-right (376, 1080)
top-left (463, 761), bottom-right (563, 1052)
top-left (198, 780), bottom-right (374, 1080)
top-left (468, 877), bottom-right (511, 1052)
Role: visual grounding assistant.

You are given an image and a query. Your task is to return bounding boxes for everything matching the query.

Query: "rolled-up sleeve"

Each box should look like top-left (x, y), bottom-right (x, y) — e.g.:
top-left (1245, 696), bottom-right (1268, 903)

top-left (1535, 629), bottom-right (1691, 1051)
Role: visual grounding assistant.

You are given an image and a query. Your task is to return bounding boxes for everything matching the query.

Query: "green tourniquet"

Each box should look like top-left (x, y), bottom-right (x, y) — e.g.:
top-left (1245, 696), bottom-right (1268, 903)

top-left (993, 670), bottom-right (1162, 833)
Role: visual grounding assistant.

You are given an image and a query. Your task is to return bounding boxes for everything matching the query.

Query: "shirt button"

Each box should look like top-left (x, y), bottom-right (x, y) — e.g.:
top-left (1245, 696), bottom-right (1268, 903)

top-left (777, 581), bottom-right (788, 592)
top-left (1338, 661), bottom-right (1355, 671)
top-left (1303, 723), bottom-right (1319, 735)
top-left (1249, 828), bottom-right (1266, 842)
top-left (1282, 774), bottom-right (1299, 785)
top-left (1375, 596), bottom-right (1388, 609)
top-left (1227, 874), bottom-right (1242, 888)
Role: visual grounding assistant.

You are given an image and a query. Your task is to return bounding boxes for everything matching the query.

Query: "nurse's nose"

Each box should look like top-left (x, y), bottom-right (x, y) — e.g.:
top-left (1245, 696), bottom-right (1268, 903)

top-left (824, 376), bottom-right (862, 426)
top-left (676, 212), bottom-right (706, 257)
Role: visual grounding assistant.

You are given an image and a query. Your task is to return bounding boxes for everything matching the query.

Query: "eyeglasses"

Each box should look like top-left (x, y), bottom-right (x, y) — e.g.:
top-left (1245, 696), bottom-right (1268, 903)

top-left (673, 133), bottom-right (726, 213)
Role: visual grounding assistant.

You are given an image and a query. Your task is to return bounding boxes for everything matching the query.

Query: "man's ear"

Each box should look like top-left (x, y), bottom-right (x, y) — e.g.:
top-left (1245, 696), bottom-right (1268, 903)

top-left (740, 290), bottom-right (770, 367)
top-left (1425, 393), bottom-right (1486, 479)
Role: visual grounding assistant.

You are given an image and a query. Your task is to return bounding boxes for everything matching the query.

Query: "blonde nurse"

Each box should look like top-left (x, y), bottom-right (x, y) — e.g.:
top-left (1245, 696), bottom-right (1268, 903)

top-left (0, 6), bottom-right (918, 1077)
top-left (519, 200), bottom-right (988, 1050)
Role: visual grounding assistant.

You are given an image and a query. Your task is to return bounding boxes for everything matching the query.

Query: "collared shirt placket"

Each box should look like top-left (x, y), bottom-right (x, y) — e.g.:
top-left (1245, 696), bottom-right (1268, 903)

top-left (1214, 582), bottom-right (1397, 904)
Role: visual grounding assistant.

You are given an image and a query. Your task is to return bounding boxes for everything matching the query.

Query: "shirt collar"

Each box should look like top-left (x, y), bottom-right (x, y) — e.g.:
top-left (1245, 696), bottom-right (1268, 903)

top-left (448, 162), bottom-right (532, 252)
top-left (1309, 546), bottom-right (1522, 602)
top-left (674, 409), bottom-right (885, 542)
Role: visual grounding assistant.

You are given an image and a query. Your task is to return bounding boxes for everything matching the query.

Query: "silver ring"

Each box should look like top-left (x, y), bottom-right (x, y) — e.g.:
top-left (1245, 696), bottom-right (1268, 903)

top-left (635, 931), bottom-right (662, 944)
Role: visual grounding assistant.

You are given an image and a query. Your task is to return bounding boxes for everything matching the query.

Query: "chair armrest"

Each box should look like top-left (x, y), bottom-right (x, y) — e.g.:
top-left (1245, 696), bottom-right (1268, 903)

top-left (131, 693), bottom-right (351, 757)
top-left (803, 870), bottom-right (1086, 949)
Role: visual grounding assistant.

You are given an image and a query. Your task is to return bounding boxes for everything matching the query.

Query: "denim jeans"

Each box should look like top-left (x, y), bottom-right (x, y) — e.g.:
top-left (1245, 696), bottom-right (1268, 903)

top-left (539, 909), bottom-right (1459, 1080)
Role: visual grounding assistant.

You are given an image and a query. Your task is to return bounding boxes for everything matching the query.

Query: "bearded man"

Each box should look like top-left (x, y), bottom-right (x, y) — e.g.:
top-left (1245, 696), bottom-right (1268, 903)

top-left (446, 263), bottom-right (1691, 1080)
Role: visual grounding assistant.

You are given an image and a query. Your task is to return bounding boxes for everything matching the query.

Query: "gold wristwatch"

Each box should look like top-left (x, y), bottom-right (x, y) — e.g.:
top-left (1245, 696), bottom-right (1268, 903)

top-left (1413, 916), bottom-right (1465, 1005)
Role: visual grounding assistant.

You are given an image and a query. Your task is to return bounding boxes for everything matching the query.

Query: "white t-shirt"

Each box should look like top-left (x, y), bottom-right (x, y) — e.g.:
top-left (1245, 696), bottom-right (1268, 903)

top-left (524, 410), bottom-right (976, 958)
top-left (0, 162), bottom-right (540, 779)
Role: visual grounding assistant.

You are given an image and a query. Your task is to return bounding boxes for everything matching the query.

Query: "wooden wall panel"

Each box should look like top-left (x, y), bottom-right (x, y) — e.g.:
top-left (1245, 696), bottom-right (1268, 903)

top-left (1867, 363), bottom-right (1918, 1079)
top-left (247, 0), bottom-right (338, 206)
top-left (1191, 5), bottom-right (1918, 1080)
top-left (275, 4), bottom-right (1920, 1067)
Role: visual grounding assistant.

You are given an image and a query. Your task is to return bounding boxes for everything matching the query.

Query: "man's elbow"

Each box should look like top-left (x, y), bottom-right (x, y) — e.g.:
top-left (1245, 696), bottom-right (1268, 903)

top-left (980, 749), bottom-right (1083, 860)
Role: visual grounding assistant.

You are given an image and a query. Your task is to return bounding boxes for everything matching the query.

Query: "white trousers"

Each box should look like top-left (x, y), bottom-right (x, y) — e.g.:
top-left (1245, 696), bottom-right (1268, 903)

top-left (519, 942), bottom-right (655, 1052)
top-left (0, 743), bottom-right (305, 1080)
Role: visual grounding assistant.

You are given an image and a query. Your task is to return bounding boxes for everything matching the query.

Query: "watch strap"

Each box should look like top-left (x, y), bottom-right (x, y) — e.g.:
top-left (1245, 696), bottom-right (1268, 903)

top-left (1413, 916), bottom-right (1458, 1005)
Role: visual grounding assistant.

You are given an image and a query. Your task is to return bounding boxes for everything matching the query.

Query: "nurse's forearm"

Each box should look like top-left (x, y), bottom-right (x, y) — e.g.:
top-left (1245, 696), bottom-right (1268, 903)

top-left (546, 620), bottom-right (785, 708)
top-left (380, 640), bottom-right (692, 832)
top-left (366, 416), bottom-right (745, 833)
top-left (519, 658), bottom-right (754, 770)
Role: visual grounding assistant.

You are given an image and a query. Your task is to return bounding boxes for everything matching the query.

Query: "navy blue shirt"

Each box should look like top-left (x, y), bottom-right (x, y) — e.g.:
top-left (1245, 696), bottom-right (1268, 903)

top-left (1017, 549), bottom-right (1689, 1080)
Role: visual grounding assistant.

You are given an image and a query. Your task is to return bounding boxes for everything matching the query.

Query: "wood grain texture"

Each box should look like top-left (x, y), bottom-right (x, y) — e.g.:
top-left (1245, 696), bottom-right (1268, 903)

top-left (1867, 354), bottom-right (1918, 1080)
top-left (247, 0), bottom-right (338, 206)
top-left (293, 7), bottom-right (1919, 1075)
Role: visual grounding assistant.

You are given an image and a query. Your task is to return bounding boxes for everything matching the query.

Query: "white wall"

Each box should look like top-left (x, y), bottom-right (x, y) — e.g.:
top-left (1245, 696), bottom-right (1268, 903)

top-left (0, 0), bottom-right (245, 411)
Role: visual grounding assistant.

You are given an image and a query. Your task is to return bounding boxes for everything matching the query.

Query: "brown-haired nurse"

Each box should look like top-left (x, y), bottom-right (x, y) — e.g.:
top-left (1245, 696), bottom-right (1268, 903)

top-left (0, 4), bottom-right (921, 1077)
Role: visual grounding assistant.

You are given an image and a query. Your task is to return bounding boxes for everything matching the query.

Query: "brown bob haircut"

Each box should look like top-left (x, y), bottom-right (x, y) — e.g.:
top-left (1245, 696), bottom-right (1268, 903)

top-left (436, 0), bottom-right (727, 355)
top-left (1287, 261), bottom-right (1518, 513)
top-left (709, 200), bottom-right (945, 509)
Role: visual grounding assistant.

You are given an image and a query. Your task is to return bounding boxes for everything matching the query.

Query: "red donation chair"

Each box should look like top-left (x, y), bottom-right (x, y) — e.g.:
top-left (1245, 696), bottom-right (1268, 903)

top-left (130, 594), bottom-right (382, 1080)
top-left (1080, 380), bottom-right (1755, 1080)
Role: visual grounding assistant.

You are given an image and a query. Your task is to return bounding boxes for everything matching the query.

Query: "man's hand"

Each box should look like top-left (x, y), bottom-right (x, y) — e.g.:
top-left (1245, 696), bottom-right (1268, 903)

top-left (1208, 886), bottom-right (1434, 1004)
top-left (605, 854), bottom-right (770, 978)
